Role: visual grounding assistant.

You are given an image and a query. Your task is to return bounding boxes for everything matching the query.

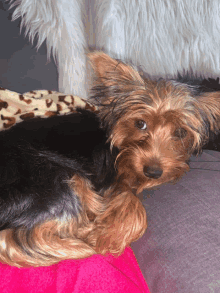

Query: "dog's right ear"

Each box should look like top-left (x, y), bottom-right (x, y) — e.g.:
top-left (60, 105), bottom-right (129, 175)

top-left (88, 51), bottom-right (144, 87)
top-left (196, 92), bottom-right (220, 134)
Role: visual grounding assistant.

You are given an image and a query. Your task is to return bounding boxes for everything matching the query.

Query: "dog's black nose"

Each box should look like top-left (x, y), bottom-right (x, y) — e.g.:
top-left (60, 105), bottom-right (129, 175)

top-left (143, 166), bottom-right (163, 179)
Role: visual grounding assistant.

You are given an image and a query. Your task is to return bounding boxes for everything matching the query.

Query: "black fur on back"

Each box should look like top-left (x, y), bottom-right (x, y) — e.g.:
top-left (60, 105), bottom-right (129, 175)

top-left (0, 108), bottom-right (117, 231)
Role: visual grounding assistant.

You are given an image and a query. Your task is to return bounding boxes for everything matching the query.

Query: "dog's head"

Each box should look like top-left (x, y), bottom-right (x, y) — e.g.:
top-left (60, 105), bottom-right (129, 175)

top-left (89, 52), bottom-right (220, 192)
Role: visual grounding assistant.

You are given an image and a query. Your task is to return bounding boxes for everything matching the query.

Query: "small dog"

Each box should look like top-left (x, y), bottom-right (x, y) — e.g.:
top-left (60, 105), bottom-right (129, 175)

top-left (1, 51), bottom-right (220, 268)
top-left (0, 60), bottom-right (147, 267)
top-left (89, 52), bottom-right (220, 193)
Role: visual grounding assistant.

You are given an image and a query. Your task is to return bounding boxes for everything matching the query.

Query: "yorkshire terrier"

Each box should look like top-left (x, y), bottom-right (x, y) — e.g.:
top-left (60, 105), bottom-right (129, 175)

top-left (89, 52), bottom-right (220, 190)
top-left (1, 51), bottom-right (220, 267)
top-left (0, 74), bottom-right (147, 266)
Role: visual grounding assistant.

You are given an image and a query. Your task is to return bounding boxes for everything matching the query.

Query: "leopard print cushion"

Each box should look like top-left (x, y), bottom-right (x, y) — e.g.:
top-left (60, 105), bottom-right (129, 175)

top-left (0, 87), bottom-right (97, 130)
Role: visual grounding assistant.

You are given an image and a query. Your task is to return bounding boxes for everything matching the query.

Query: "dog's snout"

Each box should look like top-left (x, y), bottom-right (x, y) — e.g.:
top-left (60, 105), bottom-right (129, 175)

top-left (143, 166), bottom-right (163, 179)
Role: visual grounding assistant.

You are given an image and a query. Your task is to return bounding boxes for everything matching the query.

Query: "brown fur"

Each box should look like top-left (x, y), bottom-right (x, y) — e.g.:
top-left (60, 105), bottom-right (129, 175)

top-left (2, 51), bottom-right (220, 267)
top-left (0, 174), bottom-right (147, 267)
top-left (89, 52), bottom-right (220, 194)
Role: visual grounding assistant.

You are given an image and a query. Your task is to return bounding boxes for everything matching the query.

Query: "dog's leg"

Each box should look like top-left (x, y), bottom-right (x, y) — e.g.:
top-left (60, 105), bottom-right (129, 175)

top-left (10, 0), bottom-right (88, 97)
top-left (94, 188), bottom-right (147, 255)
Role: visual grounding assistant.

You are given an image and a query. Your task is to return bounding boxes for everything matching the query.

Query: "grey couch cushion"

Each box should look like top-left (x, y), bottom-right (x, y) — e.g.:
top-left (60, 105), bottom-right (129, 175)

top-left (132, 150), bottom-right (220, 293)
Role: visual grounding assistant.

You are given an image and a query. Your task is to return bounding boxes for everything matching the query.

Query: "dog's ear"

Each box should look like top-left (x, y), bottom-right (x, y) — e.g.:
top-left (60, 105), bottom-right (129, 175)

top-left (88, 51), bottom-right (144, 86)
top-left (197, 92), bottom-right (220, 133)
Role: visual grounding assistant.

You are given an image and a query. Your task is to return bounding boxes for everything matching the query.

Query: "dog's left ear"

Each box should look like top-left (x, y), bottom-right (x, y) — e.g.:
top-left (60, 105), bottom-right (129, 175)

top-left (88, 51), bottom-right (144, 87)
top-left (197, 92), bottom-right (220, 134)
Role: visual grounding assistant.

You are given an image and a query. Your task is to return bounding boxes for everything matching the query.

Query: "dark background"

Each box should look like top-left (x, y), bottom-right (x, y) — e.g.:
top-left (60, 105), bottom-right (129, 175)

top-left (0, 2), bottom-right (58, 93)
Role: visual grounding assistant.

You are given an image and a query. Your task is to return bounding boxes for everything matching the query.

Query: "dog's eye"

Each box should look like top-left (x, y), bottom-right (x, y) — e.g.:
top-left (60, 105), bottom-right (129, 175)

top-left (135, 120), bottom-right (147, 130)
top-left (174, 127), bottom-right (187, 139)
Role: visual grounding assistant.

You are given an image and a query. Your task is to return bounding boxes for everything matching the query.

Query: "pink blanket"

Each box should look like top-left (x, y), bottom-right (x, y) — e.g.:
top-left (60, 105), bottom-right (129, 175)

top-left (0, 247), bottom-right (150, 292)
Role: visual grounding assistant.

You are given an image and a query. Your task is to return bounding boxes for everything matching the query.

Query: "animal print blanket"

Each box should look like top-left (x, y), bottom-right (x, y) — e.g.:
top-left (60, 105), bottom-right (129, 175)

top-left (0, 87), bottom-right (97, 130)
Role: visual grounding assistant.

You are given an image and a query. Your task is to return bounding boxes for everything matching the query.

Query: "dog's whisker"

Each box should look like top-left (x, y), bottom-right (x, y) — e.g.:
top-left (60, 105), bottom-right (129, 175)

top-left (190, 168), bottom-right (220, 171)
top-left (190, 161), bottom-right (220, 163)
